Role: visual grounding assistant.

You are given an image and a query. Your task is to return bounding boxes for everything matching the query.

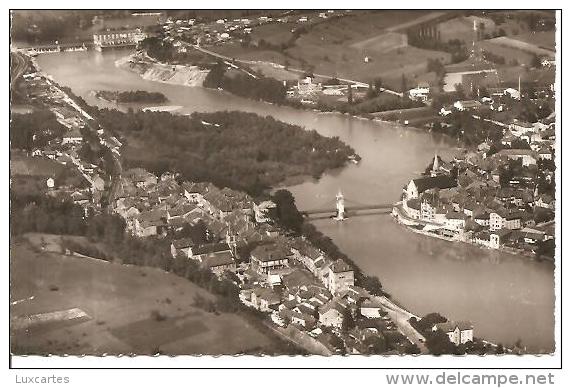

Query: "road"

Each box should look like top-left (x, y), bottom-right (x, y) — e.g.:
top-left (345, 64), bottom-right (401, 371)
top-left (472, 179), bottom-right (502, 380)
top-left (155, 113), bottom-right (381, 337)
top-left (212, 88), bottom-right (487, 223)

top-left (374, 295), bottom-right (429, 354)
top-left (10, 51), bottom-right (28, 90)
top-left (185, 42), bottom-right (404, 97)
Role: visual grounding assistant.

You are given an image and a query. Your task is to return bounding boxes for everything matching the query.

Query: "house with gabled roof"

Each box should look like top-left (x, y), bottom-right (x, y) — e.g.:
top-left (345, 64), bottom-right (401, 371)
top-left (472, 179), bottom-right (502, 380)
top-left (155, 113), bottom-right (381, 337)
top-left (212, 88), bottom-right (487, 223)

top-left (490, 228), bottom-right (512, 249)
top-left (123, 168), bottom-right (158, 188)
top-left (327, 259), bottom-right (354, 295)
top-left (318, 299), bottom-right (347, 328)
top-left (201, 251), bottom-right (236, 276)
top-left (170, 237), bottom-right (196, 258)
top-left (432, 321), bottom-right (473, 345)
top-left (405, 175), bottom-right (457, 200)
top-left (251, 287), bottom-right (281, 312)
top-left (190, 242), bottom-right (232, 261)
top-left (250, 243), bottom-right (290, 274)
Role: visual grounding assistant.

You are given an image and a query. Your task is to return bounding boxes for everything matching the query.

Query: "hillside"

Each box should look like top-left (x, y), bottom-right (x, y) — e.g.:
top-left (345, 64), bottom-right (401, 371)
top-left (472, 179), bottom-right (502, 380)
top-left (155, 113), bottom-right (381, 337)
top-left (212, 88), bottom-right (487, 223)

top-left (10, 239), bottom-right (276, 355)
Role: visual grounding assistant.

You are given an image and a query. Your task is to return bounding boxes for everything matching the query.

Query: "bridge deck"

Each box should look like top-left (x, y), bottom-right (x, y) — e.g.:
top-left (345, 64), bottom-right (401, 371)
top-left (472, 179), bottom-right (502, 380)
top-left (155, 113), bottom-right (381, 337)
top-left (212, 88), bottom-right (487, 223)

top-left (303, 203), bottom-right (394, 215)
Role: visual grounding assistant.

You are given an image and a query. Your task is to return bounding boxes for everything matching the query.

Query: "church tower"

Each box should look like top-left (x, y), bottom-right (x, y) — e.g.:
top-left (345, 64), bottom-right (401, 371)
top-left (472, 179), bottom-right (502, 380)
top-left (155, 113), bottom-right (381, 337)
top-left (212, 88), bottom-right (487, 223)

top-left (225, 228), bottom-right (237, 257)
top-left (431, 153), bottom-right (440, 176)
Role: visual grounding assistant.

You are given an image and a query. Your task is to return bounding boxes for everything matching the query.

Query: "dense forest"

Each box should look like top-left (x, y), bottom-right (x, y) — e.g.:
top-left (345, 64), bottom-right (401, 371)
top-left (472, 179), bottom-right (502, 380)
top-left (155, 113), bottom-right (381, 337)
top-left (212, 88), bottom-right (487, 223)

top-left (96, 109), bottom-right (356, 195)
top-left (10, 109), bottom-right (67, 151)
top-left (203, 63), bottom-right (287, 104)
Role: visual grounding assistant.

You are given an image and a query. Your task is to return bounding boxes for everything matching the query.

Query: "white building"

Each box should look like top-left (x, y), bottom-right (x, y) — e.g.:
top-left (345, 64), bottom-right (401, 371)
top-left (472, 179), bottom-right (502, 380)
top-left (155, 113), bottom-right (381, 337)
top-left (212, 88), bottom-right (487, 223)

top-left (408, 83), bottom-right (430, 102)
top-left (433, 321), bottom-right (473, 345)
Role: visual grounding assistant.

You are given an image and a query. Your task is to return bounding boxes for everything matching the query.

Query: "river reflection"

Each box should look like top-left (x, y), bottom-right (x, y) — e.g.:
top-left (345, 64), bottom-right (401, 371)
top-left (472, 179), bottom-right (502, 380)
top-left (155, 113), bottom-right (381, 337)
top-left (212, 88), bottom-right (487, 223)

top-left (36, 49), bottom-right (555, 353)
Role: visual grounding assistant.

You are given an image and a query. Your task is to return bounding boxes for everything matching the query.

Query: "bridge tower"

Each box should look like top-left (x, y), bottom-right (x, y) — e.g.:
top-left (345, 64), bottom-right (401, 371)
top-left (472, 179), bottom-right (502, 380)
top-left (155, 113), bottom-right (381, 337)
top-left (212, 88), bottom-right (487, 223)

top-left (335, 190), bottom-right (346, 221)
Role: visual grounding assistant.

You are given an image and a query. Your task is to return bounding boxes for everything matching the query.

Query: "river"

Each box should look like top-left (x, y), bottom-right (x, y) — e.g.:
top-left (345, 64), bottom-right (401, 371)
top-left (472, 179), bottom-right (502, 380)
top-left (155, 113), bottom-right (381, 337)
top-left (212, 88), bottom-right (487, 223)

top-left (36, 49), bottom-right (555, 353)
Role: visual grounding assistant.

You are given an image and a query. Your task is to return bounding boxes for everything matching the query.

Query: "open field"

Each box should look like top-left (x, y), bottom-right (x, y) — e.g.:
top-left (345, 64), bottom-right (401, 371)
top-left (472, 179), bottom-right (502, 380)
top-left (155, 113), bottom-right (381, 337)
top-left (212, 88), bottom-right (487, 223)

top-left (10, 152), bottom-right (65, 177)
top-left (486, 36), bottom-right (555, 58)
top-left (10, 241), bottom-right (275, 355)
top-left (476, 40), bottom-right (534, 66)
top-left (250, 22), bottom-right (298, 46)
top-left (437, 16), bottom-right (496, 44)
top-left (299, 11), bottom-right (423, 47)
top-left (287, 42), bottom-right (449, 91)
top-left (350, 32), bottom-right (407, 53)
top-left (512, 31), bottom-right (556, 51)
top-left (386, 11), bottom-right (450, 32)
top-left (496, 66), bottom-right (555, 87)
top-left (214, 11), bottom-right (453, 88)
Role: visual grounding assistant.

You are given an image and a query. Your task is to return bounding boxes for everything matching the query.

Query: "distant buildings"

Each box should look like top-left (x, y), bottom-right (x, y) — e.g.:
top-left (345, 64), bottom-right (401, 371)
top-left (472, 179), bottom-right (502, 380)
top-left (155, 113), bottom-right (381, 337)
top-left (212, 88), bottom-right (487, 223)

top-left (453, 100), bottom-right (482, 111)
top-left (93, 29), bottom-right (148, 51)
top-left (408, 83), bottom-right (430, 102)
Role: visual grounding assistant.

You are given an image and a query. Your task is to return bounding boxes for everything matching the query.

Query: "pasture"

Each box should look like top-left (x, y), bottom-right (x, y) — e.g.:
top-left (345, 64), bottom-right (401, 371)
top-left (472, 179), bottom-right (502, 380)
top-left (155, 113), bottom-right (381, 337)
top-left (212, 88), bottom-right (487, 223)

top-left (476, 40), bottom-right (534, 66)
top-left (437, 16), bottom-right (497, 44)
top-left (214, 11), bottom-right (453, 89)
top-left (486, 36), bottom-right (555, 58)
top-left (511, 31), bottom-right (556, 51)
top-left (10, 241), bottom-right (275, 355)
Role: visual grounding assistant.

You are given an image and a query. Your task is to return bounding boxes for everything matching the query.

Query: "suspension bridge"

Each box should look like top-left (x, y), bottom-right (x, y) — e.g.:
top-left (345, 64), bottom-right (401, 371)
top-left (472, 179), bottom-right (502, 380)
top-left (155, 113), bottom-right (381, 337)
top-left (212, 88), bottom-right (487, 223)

top-left (300, 191), bottom-right (395, 221)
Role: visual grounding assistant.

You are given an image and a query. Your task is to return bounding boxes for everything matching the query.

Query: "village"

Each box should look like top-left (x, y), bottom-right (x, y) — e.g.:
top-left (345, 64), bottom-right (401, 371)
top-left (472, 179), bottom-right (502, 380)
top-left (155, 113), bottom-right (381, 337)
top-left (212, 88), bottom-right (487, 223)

top-left (10, 49), bottom-right (492, 356)
top-left (10, 9), bottom-right (559, 358)
top-left (396, 104), bottom-right (555, 258)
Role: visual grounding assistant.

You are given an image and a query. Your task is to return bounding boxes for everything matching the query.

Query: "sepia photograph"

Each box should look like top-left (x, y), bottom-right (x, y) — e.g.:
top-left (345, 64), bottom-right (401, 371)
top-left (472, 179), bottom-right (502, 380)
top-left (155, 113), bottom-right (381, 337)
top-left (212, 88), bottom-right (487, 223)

top-left (7, 5), bottom-right (561, 374)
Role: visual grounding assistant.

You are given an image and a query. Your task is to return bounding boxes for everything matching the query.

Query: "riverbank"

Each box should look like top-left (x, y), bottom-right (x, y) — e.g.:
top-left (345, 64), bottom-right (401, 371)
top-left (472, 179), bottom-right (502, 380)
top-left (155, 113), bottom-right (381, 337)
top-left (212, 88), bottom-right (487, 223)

top-left (116, 52), bottom-right (208, 87)
top-left (393, 195), bottom-right (552, 262)
top-left (120, 50), bottom-right (434, 132)
top-left (34, 50), bottom-right (556, 353)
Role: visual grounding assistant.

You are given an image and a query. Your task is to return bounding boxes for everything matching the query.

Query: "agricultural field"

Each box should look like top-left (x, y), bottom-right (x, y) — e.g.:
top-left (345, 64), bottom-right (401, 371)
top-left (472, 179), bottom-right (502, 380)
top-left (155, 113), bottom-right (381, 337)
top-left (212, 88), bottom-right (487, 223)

top-left (476, 40), bottom-right (534, 66)
top-left (10, 152), bottom-right (65, 177)
top-left (486, 36), bottom-right (555, 58)
top-left (287, 42), bottom-right (450, 91)
top-left (249, 21), bottom-right (298, 46)
top-left (298, 10), bottom-right (423, 47)
top-left (350, 32), bottom-right (407, 54)
top-left (10, 240), bottom-right (276, 355)
top-left (511, 31), bottom-right (556, 51)
top-left (496, 66), bottom-right (556, 87)
top-left (10, 152), bottom-right (89, 196)
top-left (437, 15), bottom-right (497, 44)
top-left (214, 10), bottom-right (453, 88)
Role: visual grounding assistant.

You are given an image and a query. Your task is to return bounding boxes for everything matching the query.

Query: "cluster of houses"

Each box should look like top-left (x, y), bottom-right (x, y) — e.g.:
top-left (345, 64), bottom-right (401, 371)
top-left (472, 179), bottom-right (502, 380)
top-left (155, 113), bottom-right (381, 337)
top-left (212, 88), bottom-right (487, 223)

top-left (110, 166), bottom-right (428, 353)
top-left (162, 10), bottom-right (344, 54)
top-left (17, 66), bottom-right (119, 214)
top-left (162, 13), bottom-right (279, 48)
top-left (439, 83), bottom-right (554, 117)
top-left (399, 133), bottom-right (555, 254)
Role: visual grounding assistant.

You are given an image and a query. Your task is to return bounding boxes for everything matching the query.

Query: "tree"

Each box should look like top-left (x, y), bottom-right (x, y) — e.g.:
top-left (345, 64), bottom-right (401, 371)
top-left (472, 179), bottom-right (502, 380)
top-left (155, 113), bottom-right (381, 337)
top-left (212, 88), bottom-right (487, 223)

top-left (347, 85), bottom-right (353, 104)
top-left (426, 329), bottom-right (456, 355)
top-left (415, 312), bottom-right (448, 333)
top-left (341, 308), bottom-right (355, 332)
top-left (373, 77), bottom-right (383, 92)
top-left (272, 189), bottom-right (304, 233)
top-left (185, 219), bottom-right (209, 244)
top-left (454, 83), bottom-right (466, 100)
top-left (401, 73), bottom-right (408, 92)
